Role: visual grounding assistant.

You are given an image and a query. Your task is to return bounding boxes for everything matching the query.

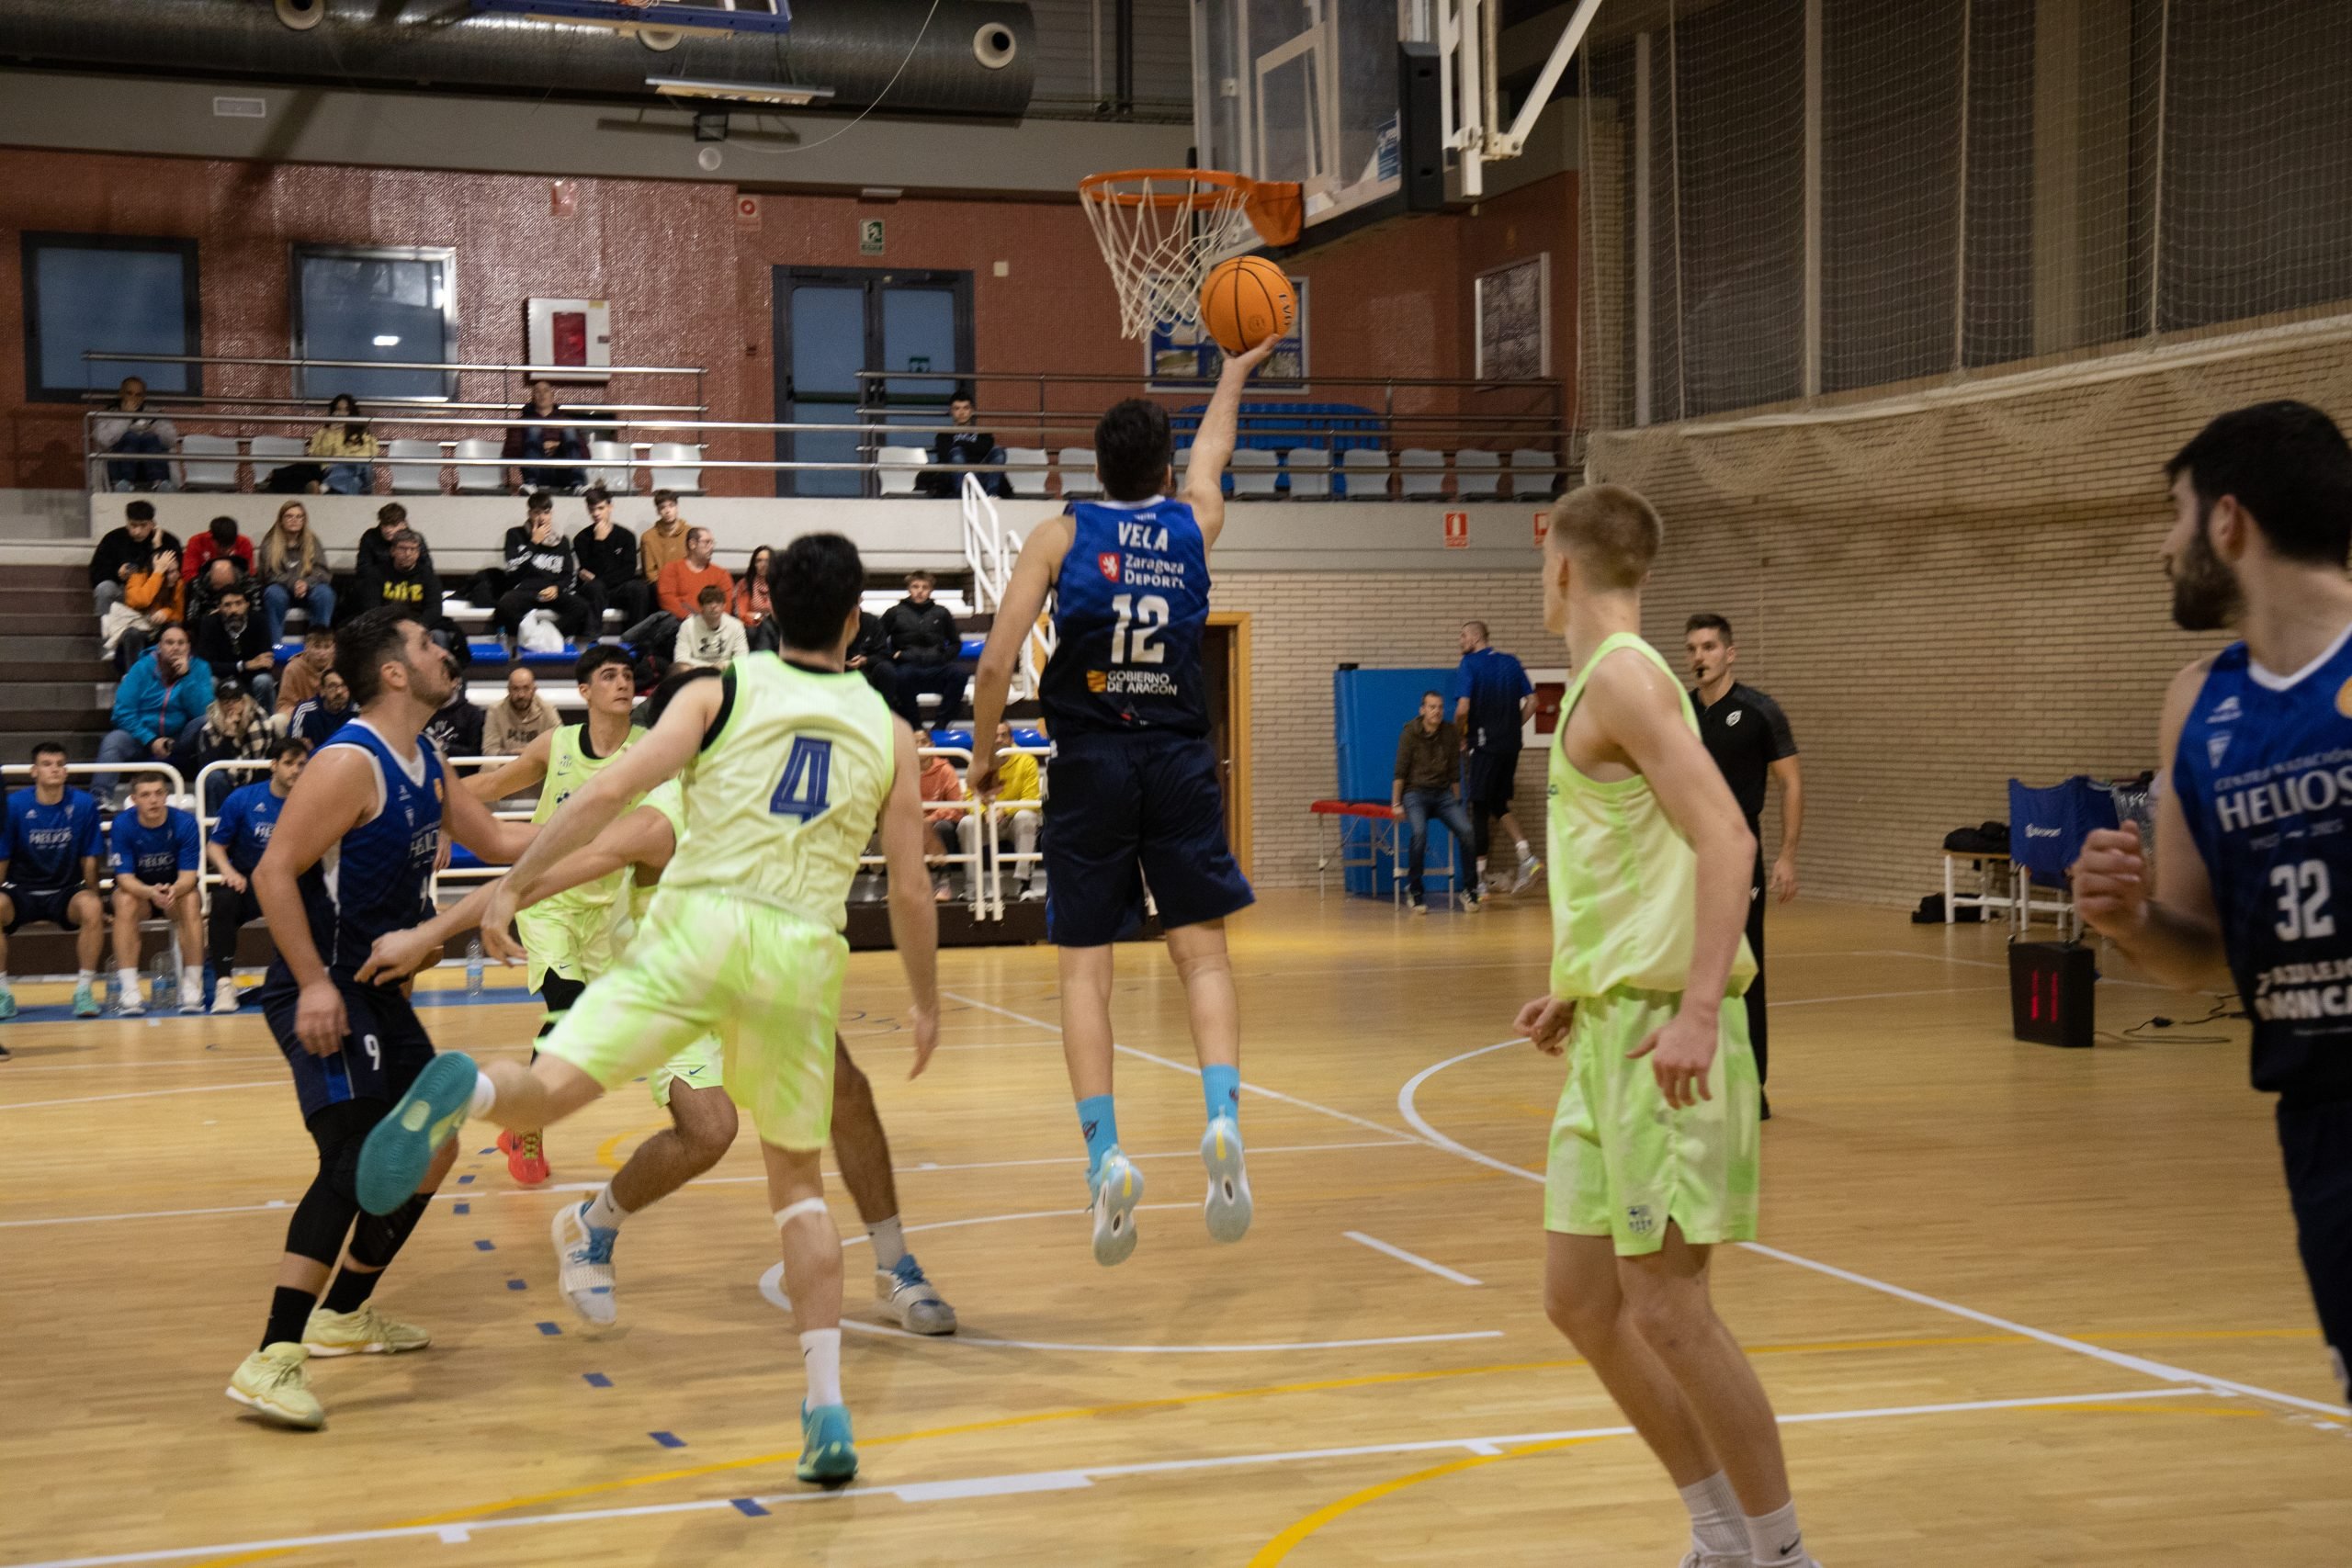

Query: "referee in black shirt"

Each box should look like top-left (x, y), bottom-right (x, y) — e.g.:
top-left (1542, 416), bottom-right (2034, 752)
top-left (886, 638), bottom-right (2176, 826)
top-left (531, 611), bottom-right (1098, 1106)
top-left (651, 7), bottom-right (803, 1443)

top-left (1685, 613), bottom-right (1804, 1118)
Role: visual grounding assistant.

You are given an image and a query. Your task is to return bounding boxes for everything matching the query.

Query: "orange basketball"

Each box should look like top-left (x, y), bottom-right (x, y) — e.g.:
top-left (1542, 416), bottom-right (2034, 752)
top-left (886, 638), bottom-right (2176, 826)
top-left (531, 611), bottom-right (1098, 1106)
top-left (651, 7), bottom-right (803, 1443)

top-left (1199, 255), bottom-right (1296, 355)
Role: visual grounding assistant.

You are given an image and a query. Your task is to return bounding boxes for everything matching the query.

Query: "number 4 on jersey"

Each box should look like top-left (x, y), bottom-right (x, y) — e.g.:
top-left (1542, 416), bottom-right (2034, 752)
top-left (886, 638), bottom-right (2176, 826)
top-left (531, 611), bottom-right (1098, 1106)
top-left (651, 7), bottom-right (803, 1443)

top-left (768, 736), bottom-right (834, 823)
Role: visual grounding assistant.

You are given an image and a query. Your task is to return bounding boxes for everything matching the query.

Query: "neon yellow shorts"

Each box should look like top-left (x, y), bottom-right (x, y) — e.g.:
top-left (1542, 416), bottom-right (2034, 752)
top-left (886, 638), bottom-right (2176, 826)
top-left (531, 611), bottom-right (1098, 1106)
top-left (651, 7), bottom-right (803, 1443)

top-left (1544, 986), bottom-right (1760, 1255)
top-left (517, 897), bottom-right (625, 996)
top-left (650, 1032), bottom-right (724, 1110)
top-left (537, 886), bottom-right (846, 1150)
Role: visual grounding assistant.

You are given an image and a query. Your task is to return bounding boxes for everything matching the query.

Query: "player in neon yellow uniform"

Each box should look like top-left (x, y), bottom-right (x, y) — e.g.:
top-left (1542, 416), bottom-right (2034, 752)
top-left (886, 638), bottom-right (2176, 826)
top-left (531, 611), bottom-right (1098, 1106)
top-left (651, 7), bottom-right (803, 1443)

top-left (461, 644), bottom-right (641, 1187)
top-left (1512, 486), bottom-right (1821, 1568)
top-left (356, 534), bottom-right (939, 1486)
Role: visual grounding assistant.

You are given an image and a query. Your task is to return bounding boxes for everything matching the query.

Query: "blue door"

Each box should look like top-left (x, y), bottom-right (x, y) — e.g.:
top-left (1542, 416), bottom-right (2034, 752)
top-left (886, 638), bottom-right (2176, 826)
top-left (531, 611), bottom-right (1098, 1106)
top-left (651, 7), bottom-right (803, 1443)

top-left (775, 267), bottom-right (972, 498)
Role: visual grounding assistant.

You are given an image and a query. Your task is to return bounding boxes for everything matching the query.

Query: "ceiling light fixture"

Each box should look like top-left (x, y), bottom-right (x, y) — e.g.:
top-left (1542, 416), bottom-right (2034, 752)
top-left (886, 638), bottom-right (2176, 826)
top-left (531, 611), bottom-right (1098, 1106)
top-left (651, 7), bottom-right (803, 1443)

top-left (650, 76), bottom-right (836, 106)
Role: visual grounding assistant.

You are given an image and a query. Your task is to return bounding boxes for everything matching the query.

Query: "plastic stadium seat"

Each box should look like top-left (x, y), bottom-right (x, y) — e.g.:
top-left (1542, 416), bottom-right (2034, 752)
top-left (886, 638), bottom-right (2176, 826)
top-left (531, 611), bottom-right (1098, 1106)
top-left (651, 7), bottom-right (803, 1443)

top-left (1057, 448), bottom-right (1101, 499)
top-left (1229, 447), bottom-right (1280, 497)
top-left (588, 440), bottom-right (634, 493)
top-left (649, 443), bottom-right (704, 494)
top-left (1338, 446), bottom-right (1392, 500)
top-left (1283, 447), bottom-right (1332, 499)
top-left (1508, 447), bottom-right (1561, 500)
top-left (385, 439), bottom-right (445, 494)
top-left (452, 439), bottom-right (504, 493)
top-left (1002, 446), bottom-right (1050, 499)
top-left (877, 445), bottom-right (930, 496)
top-left (1397, 448), bottom-right (1447, 498)
top-left (177, 435), bottom-right (241, 491)
top-left (1453, 448), bottom-right (1500, 499)
top-left (246, 436), bottom-right (308, 490)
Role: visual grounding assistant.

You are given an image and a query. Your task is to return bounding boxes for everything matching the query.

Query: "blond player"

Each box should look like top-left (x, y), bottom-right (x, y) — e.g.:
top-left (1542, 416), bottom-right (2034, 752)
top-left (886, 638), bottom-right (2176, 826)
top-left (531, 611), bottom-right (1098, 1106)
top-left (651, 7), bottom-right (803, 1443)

top-left (356, 533), bottom-right (940, 1485)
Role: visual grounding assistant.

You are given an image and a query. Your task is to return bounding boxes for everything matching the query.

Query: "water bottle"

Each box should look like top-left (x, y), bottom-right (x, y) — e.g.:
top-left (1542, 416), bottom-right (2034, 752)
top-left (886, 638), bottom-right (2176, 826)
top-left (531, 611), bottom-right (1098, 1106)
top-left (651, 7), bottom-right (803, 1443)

top-left (150, 951), bottom-right (175, 1011)
top-left (466, 938), bottom-right (485, 998)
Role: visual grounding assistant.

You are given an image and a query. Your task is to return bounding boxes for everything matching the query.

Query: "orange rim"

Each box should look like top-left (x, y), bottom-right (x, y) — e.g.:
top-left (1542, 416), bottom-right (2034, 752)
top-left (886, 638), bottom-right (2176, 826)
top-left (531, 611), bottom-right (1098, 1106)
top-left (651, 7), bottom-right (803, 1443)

top-left (1080, 168), bottom-right (1302, 247)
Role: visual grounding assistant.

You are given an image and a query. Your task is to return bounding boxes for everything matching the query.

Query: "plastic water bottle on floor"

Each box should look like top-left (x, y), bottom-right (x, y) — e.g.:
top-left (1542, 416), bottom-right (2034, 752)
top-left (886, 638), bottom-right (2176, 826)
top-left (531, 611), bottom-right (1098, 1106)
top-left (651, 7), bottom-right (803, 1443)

top-left (150, 952), bottom-right (175, 1012)
top-left (466, 938), bottom-right (484, 998)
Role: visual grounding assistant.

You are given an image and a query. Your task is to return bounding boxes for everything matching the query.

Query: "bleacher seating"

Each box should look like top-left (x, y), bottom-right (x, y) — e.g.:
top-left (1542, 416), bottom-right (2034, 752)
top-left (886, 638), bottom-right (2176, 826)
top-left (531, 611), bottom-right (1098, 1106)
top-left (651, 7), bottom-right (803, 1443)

top-left (1338, 446), bottom-right (1391, 499)
top-left (1397, 448), bottom-right (1447, 498)
top-left (1002, 446), bottom-right (1050, 498)
top-left (588, 440), bottom-right (633, 492)
top-left (1453, 448), bottom-right (1500, 498)
top-left (1285, 446), bottom-right (1332, 498)
top-left (876, 446), bottom-right (929, 495)
top-left (648, 443), bottom-right (704, 493)
top-left (385, 439), bottom-right (442, 493)
top-left (452, 439), bottom-right (504, 493)
top-left (178, 434), bottom-right (240, 491)
top-left (1058, 448), bottom-right (1101, 498)
top-left (1228, 447), bottom-right (1280, 497)
top-left (1508, 447), bottom-right (1558, 499)
top-left (248, 435), bottom-right (307, 488)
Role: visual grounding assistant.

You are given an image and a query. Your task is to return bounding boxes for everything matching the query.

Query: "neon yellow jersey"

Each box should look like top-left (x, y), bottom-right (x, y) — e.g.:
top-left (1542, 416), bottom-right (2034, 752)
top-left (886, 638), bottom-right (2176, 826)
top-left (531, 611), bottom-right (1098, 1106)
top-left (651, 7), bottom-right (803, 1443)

top-left (1547, 633), bottom-right (1758, 1001)
top-left (660, 656), bottom-right (897, 930)
top-left (526, 722), bottom-right (647, 918)
top-left (628, 778), bottom-right (688, 927)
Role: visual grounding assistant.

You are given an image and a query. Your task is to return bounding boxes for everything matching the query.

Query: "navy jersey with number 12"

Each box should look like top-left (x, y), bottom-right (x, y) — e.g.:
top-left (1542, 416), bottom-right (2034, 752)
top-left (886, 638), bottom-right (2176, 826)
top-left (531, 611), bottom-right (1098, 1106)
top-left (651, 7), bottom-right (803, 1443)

top-left (2173, 628), bottom-right (2352, 1103)
top-left (1041, 497), bottom-right (1212, 738)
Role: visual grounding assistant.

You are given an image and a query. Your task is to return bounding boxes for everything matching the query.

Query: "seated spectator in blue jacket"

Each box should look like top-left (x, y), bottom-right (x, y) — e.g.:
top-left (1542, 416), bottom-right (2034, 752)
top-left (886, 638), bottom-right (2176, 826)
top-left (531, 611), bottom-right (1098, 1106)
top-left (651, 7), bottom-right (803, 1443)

top-left (510, 378), bottom-right (587, 493)
top-left (107, 772), bottom-right (204, 1015)
top-left (204, 738), bottom-right (307, 1013)
top-left (287, 670), bottom-right (354, 753)
top-left (96, 624), bottom-right (213, 801)
top-left (0, 741), bottom-right (107, 1019)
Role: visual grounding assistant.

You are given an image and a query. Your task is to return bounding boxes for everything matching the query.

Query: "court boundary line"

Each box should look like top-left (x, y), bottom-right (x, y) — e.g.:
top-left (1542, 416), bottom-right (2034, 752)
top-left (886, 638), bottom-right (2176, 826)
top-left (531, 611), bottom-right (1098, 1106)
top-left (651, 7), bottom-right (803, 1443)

top-left (1343, 1231), bottom-right (1482, 1286)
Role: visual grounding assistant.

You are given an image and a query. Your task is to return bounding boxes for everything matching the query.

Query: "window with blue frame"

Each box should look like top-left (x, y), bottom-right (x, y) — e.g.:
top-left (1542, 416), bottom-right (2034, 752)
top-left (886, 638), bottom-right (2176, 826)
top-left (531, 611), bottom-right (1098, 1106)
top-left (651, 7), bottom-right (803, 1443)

top-left (21, 233), bottom-right (202, 403)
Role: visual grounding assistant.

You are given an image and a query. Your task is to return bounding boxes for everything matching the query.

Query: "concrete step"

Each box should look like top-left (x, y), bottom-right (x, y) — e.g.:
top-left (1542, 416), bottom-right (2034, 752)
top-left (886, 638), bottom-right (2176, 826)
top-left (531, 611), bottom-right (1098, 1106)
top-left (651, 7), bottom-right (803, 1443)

top-left (3, 562), bottom-right (89, 591)
top-left (11, 613), bottom-right (94, 637)
top-left (12, 636), bottom-right (102, 661)
top-left (8, 660), bottom-right (114, 682)
top-left (0, 682), bottom-right (109, 713)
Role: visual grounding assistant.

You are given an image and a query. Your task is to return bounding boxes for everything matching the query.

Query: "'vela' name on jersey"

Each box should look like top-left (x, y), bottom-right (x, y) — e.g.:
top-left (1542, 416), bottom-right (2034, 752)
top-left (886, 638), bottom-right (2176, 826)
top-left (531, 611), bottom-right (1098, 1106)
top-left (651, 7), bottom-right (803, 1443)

top-left (2173, 632), bottom-right (2352, 1102)
top-left (1039, 497), bottom-right (1212, 737)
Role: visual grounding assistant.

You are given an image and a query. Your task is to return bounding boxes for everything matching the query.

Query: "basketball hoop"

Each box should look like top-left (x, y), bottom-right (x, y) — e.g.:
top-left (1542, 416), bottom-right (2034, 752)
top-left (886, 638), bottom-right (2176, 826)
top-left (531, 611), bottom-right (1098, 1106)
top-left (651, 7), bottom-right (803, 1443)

top-left (1079, 169), bottom-right (1303, 340)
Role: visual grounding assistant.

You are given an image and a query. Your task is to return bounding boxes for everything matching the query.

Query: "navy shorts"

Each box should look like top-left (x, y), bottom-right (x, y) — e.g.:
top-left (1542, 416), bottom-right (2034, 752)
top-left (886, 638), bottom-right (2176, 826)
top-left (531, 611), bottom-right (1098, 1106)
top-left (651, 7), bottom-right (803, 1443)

top-left (1042, 728), bottom-right (1254, 946)
top-left (1464, 747), bottom-right (1521, 813)
top-left (2278, 1096), bottom-right (2352, 1400)
top-left (2, 884), bottom-right (86, 932)
top-left (260, 968), bottom-right (439, 1122)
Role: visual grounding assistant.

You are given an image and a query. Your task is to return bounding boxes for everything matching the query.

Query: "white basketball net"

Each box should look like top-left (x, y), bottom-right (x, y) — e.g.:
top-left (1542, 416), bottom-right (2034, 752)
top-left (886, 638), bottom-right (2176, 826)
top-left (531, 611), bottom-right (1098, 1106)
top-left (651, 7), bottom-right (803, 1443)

top-left (1081, 173), bottom-right (1262, 341)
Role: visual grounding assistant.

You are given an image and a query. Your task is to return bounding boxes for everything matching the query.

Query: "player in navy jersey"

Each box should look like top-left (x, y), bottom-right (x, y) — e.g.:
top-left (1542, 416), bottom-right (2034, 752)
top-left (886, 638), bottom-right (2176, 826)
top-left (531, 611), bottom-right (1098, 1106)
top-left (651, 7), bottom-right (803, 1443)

top-left (0, 741), bottom-right (107, 1021)
top-left (967, 336), bottom-right (1273, 1266)
top-left (107, 772), bottom-right (203, 1015)
top-left (2075, 400), bottom-right (2352, 1404)
top-left (205, 738), bottom-right (308, 1013)
top-left (225, 608), bottom-right (534, 1429)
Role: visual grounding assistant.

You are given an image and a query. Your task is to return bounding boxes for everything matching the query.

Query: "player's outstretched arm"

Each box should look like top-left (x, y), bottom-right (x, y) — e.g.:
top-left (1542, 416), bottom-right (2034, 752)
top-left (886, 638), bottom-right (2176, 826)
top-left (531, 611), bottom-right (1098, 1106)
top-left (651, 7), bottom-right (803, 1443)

top-left (461, 729), bottom-right (553, 803)
top-left (880, 718), bottom-right (942, 1077)
top-left (1589, 651), bottom-right (1757, 1109)
top-left (251, 747), bottom-right (376, 1054)
top-left (2074, 660), bottom-right (2230, 990)
top-left (441, 755), bottom-right (543, 868)
top-left (967, 515), bottom-right (1072, 796)
top-left (1182, 337), bottom-right (1277, 551)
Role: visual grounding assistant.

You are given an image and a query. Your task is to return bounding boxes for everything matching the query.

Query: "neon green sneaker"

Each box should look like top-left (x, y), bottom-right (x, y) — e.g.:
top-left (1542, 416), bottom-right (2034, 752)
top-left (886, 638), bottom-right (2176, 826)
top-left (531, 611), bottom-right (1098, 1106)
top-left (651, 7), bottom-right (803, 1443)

top-left (71, 982), bottom-right (99, 1019)
top-left (303, 1302), bottom-right (431, 1357)
top-left (0, 983), bottom-right (17, 1021)
top-left (227, 1343), bottom-right (323, 1429)
top-left (797, 1402), bottom-right (857, 1484)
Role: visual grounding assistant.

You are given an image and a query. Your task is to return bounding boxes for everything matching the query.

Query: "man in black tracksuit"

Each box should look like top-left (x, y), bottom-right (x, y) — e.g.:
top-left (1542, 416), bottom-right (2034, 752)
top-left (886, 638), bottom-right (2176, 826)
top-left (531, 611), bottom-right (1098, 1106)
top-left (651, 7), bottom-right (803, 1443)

top-left (881, 570), bottom-right (968, 726)
top-left (496, 498), bottom-right (594, 642)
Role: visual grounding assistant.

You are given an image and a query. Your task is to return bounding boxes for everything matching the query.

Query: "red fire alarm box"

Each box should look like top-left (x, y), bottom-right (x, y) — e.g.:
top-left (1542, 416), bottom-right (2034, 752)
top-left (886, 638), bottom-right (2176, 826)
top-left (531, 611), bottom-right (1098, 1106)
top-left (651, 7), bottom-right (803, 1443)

top-left (2009, 941), bottom-right (2096, 1048)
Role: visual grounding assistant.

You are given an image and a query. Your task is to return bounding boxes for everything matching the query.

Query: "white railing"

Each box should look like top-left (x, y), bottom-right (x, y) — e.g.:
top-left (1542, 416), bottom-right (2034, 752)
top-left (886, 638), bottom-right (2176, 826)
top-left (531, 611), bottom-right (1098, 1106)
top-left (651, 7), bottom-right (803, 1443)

top-left (958, 472), bottom-right (1054, 699)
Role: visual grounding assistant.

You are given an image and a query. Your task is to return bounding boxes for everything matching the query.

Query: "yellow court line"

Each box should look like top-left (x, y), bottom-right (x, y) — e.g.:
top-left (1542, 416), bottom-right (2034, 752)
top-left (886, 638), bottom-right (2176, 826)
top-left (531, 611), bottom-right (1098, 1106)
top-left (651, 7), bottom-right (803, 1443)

top-left (593, 1122), bottom-right (672, 1172)
top-left (1245, 1402), bottom-right (2277, 1567)
top-left (183, 1327), bottom-right (2317, 1568)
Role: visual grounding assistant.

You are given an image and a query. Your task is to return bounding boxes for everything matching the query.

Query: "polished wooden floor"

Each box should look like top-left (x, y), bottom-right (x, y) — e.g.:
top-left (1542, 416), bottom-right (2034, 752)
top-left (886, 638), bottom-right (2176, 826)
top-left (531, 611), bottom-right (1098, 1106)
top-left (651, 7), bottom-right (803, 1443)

top-left (2, 891), bottom-right (2346, 1567)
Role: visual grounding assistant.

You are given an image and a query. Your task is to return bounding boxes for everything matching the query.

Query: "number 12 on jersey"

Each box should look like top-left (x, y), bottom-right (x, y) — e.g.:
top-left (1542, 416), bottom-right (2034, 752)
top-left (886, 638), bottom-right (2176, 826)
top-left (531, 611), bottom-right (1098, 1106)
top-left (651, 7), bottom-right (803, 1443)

top-left (1110, 593), bottom-right (1168, 665)
top-left (768, 736), bottom-right (834, 823)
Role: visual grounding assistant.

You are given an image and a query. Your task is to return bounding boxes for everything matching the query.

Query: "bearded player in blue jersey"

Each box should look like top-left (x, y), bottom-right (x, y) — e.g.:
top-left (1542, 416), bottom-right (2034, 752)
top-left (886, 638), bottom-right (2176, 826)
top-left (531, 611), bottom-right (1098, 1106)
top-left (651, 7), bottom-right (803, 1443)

top-left (967, 336), bottom-right (1274, 1267)
top-left (2075, 400), bottom-right (2352, 1404)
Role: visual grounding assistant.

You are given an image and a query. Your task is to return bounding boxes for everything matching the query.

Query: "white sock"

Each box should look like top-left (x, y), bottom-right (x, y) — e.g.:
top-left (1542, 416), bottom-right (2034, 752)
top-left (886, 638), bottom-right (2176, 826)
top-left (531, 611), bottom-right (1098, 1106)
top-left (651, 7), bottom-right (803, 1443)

top-left (800, 1327), bottom-right (843, 1407)
top-left (180, 964), bottom-right (202, 996)
top-left (469, 1071), bottom-right (498, 1117)
top-left (868, 1215), bottom-right (907, 1270)
top-left (1677, 1472), bottom-right (1747, 1558)
top-left (584, 1184), bottom-right (629, 1232)
top-left (1745, 1499), bottom-right (1807, 1565)
top-left (75, 968), bottom-right (95, 986)
top-left (1476, 855), bottom-right (1489, 879)
top-left (1515, 839), bottom-right (1532, 860)
top-left (117, 966), bottom-right (140, 995)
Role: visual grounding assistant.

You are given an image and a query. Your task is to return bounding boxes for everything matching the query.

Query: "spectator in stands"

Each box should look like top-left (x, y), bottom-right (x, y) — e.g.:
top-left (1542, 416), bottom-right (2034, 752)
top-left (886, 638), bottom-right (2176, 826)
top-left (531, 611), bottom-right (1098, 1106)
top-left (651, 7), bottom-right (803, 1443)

top-left (1392, 690), bottom-right (1481, 915)
top-left (305, 393), bottom-right (379, 495)
top-left (187, 555), bottom-right (257, 626)
top-left (203, 738), bottom-right (307, 1013)
top-left (287, 670), bottom-right (354, 752)
top-left (961, 719), bottom-right (1044, 900)
top-left (182, 513), bottom-right (253, 585)
top-left (424, 678), bottom-right (483, 759)
top-left (917, 732), bottom-right (968, 900)
top-left (848, 607), bottom-right (896, 712)
top-left (255, 500), bottom-right (335, 645)
top-left (107, 542), bottom-right (186, 671)
top-left (192, 585), bottom-right (277, 711)
top-left (883, 570), bottom-right (968, 726)
top-left (353, 528), bottom-right (444, 626)
top-left (631, 525), bottom-right (729, 653)
top-left (673, 584), bottom-right (748, 670)
top-left (482, 666), bottom-right (559, 756)
top-left (107, 771), bottom-right (204, 1015)
top-left (0, 741), bottom-right (107, 1022)
top-left (89, 500), bottom-right (181, 619)
top-left (495, 496), bottom-right (593, 644)
top-left (511, 378), bottom-right (587, 492)
top-left (273, 626), bottom-right (334, 728)
top-left (732, 544), bottom-right (775, 650)
top-left (180, 680), bottom-right (275, 810)
top-left (573, 484), bottom-right (649, 628)
top-left (96, 624), bottom-right (211, 801)
top-left (919, 389), bottom-right (1012, 499)
top-left (639, 490), bottom-right (690, 581)
top-left (355, 502), bottom-right (435, 581)
top-left (92, 377), bottom-right (179, 491)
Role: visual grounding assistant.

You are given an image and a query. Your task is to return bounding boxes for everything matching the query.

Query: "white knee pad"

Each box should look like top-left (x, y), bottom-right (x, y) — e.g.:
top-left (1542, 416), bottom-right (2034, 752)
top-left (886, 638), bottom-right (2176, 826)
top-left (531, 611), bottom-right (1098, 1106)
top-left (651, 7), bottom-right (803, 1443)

top-left (773, 1197), bottom-right (831, 1231)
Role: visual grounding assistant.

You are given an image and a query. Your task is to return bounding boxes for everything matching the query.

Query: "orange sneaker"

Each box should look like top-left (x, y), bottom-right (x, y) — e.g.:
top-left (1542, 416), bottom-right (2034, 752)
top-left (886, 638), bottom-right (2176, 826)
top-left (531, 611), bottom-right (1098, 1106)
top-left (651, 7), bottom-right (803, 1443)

top-left (498, 1128), bottom-right (550, 1187)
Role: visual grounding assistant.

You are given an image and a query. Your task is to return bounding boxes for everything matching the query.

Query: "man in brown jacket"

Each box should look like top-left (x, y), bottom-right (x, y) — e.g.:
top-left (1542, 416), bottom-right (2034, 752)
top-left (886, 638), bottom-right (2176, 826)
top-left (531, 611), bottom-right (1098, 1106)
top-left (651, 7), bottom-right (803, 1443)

top-left (1391, 691), bottom-right (1482, 915)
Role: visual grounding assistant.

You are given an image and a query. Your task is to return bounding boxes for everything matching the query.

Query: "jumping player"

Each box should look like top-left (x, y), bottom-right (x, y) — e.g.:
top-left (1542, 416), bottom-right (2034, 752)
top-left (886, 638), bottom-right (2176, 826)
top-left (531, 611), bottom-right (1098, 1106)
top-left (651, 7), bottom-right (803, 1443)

top-left (2075, 400), bottom-right (2352, 1405)
top-left (1514, 486), bottom-right (1819, 1568)
top-left (966, 337), bottom-right (1272, 1266)
top-left (226, 607), bottom-right (534, 1429)
top-left (359, 713), bottom-right (957, 1336)
top-left (460, 643), bottom-right (643, 1186)
top-left (355, 533), bottom-right (940, 1485)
